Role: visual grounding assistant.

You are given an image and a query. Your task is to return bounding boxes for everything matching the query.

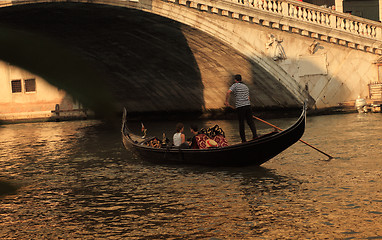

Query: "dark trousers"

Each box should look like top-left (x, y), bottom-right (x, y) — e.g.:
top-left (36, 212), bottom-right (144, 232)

top-left (237, 105), bottom-right (258, 142)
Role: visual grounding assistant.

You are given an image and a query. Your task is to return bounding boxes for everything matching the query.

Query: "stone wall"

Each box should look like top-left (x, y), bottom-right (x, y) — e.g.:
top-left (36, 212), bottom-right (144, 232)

top-left (0, 60), bottom-right (87, 122)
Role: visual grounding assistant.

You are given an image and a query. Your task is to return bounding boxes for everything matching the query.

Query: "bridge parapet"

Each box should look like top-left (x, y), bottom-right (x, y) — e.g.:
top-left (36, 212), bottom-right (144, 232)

top-left (163, 0), bottom-right (382, 54)
top-left (242, 0), bottom-right (381, 39)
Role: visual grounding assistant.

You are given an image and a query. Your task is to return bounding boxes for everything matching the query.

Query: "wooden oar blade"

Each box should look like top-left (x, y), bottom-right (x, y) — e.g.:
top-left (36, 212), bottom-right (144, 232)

top-left (252, 115), bottom-right (334, 160)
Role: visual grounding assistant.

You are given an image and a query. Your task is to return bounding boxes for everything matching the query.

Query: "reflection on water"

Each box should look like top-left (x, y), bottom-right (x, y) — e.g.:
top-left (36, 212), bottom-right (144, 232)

top-left (0, 113), bottom-right (381, 239)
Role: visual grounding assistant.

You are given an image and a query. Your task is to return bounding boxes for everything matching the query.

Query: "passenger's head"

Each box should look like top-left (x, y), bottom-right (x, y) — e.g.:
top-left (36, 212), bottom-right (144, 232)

top-left (175, 123), bottom-right (184, 133)
top-left (190, 124), bottom-right (198, 134)
top-left (234, 74), bottom-right (242, 82)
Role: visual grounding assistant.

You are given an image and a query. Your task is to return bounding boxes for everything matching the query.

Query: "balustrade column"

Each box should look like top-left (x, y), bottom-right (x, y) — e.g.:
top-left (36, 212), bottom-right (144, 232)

top-left (380, 0), bottom-right (382, 22)
top-left (281, 1), bottom-right (288, 16)
top-left (330, 14), bottom-right (336, 29)
top-left (376, 26), bottom-right (382, 39)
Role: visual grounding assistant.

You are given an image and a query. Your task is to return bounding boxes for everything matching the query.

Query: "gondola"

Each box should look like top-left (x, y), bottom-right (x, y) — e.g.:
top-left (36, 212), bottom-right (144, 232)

top-left (121, 103), bottom-right (307, 167)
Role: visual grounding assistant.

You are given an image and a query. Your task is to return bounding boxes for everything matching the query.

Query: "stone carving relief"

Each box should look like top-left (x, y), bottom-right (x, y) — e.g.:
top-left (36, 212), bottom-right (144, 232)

top-left (309, 40), bottom-right (321, 55)
top-left (266, 34), bottom-right (286, 61)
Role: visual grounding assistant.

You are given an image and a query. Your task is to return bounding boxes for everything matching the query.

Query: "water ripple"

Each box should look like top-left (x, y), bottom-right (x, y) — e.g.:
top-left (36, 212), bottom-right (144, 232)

top-left (1, 114), bottom-right (382, 239)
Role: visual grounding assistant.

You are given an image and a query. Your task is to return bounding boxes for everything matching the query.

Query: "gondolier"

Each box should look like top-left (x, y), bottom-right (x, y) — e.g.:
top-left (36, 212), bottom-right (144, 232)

top-left (225, 74), bottom-right (258, 142)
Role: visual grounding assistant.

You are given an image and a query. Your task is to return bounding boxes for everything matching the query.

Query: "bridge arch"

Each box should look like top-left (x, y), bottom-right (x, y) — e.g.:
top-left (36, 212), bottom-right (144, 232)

top-left (1, 0), bottom-right (381, 113)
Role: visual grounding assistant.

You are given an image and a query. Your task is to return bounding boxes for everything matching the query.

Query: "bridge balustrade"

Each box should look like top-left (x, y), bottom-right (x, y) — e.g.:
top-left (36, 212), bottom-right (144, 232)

top-left (235, 0), bottom-right (380, 40)
top-left (170, 0), bottom-right (382, 53)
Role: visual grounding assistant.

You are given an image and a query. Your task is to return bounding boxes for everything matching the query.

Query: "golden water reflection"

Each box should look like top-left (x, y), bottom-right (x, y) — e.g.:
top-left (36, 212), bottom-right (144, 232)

top-left (0, 114), bottom-right (381, 239)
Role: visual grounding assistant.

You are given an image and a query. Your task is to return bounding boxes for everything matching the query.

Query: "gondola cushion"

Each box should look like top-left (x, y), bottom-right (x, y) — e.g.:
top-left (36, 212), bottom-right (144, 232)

top-left (195, 134), bottom-right (228, 149)
top-left (195, 134), bottom-right (209, 149)
top-left (213, 135), bottom-right (229, 147)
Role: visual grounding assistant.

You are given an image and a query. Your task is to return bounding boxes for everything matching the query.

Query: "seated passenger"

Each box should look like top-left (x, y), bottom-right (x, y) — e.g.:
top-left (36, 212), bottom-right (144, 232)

top-left (173, 123), bottom-right (188, 148)
top-left (189, 124), bottom-right (200, 149)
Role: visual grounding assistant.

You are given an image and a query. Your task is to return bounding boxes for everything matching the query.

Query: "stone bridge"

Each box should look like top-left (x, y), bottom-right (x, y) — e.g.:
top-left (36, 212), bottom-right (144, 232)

top-left (1, 0), bottom-right (381, 115)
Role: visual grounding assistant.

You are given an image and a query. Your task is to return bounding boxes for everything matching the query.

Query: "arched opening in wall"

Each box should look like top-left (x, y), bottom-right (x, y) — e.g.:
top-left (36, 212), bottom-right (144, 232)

top-left (0, 2), bottom-right (276, 118)
top-left (0, 2), bottom-right (207, 117)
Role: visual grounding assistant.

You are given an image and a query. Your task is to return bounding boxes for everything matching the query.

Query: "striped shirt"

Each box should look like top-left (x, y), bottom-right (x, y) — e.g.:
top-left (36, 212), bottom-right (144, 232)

top-left (229, 82), bottom-right (251, 108)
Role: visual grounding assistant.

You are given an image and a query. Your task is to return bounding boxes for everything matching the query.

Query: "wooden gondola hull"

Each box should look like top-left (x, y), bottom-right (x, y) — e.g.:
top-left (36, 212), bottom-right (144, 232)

top-left (122, 104), bottom-right (306, 167)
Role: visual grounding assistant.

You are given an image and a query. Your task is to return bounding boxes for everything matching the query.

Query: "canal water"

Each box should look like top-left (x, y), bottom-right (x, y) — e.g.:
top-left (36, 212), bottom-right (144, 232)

top-left (0, 113), bottom-right (381, 239)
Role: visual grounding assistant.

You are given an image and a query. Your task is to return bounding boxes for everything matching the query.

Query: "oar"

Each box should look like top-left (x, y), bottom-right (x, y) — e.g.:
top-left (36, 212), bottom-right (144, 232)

top-left (225, 103), bottom-right (333, 159)
top-left (252, 115), bottom-right (334, 160)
